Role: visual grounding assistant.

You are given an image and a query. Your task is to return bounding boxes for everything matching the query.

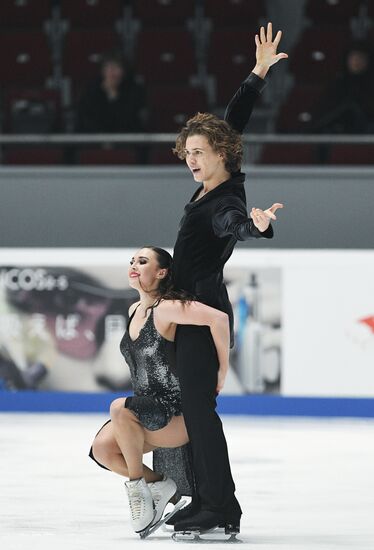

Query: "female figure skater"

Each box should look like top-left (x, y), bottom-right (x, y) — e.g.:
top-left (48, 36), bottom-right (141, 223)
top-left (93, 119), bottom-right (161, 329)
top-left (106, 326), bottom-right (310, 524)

top-left (89, 246), bottom-right (229, 535)
top-left (168, 23), bottom-right (287, 534)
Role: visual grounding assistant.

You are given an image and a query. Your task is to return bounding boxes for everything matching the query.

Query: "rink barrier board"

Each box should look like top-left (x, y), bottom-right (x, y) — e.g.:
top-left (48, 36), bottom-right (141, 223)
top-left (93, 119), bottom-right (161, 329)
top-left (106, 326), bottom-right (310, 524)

top-left (0, 391), bottom-right (374, 417)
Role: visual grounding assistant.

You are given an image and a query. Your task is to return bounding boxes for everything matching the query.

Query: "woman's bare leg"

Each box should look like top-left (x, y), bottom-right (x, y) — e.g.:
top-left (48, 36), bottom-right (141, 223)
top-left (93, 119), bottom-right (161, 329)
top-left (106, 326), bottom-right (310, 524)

top-left (143, 415), bottom-right (189, 449)
top-left (110, 398), bottom-right (150, 480)
top-left (110, 397), bottom-right (189, 480)
top-left (91, 420), bottom-right (159, 481)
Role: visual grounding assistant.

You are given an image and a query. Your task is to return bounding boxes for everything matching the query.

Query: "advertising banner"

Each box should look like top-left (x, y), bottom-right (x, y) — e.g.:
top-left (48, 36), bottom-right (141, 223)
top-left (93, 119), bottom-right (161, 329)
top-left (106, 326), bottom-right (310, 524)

top-left (1, 248), bottom-right (373, 398)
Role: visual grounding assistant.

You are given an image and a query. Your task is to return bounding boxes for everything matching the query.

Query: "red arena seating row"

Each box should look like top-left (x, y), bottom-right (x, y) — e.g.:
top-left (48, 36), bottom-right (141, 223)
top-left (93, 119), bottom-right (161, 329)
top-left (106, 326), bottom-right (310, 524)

top-left (3, 88), bottom-right (61, 133)
top-left (289, 26), bottom-right (351, 85)
top-left (0, 32), bottom-right (52, 86)
top-left (0, 0), bottom-right (360, 28)
top-left (147, 85), bottom-right (208, 132)
top-left (276, 85), bottom-right (324, 133)
top-left (135, 29), bottom-right (196, 84)
top-left (207, 29), bottom-right (258, 105)
top-left (0, 28), bottom-right (199, 89)
top-left (0, 0), bottom-right (123, 27)
top-left (0, 0), bottom-right (266, 28)
top-left (0, 0), bottom-right (51, 27)
top-left (204, 0), bottom-right (265, 25)
top-left (63, 30), bottom-right (120, 83)
top-left (60, 0), bottom-right (123, 27)
top-left (305, 0), bottom-right (361, 24)
top-left (132, 0), bottom-right (195, 25)
top-left (1, 84), bottom-right (208, 135)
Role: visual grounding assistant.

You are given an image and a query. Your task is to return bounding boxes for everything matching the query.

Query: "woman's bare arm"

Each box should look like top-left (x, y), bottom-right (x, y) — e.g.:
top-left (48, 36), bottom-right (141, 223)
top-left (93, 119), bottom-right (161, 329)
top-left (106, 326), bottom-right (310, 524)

top-left (156, 300), bottom-right (230, 389)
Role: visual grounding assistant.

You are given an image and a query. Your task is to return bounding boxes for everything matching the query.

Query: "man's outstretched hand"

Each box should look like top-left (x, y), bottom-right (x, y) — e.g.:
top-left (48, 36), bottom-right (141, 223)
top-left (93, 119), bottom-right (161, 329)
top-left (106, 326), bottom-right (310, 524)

top-left (253, 22), bottom-right (288, 79)
top-left (250, 203), bottom-right (284, 233)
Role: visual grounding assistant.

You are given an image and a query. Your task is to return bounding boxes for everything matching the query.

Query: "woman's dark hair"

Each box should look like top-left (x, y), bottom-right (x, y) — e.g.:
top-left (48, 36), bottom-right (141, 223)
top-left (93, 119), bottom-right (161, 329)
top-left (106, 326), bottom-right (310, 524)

top-left (139, 246), bottom-right (195, 313)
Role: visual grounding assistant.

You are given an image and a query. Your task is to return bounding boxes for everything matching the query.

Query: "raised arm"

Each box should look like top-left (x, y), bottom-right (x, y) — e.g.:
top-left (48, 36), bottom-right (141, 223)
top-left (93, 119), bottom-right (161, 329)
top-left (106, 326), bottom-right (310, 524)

top-left (156, 300), bottom-right (230, 392)
top-left (224, 22), bottom-right (288, 134)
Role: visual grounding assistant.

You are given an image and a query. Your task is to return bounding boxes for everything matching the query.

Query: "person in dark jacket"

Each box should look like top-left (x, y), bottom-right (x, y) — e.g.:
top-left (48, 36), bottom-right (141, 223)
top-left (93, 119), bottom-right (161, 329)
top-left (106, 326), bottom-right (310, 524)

top-left (312, 41), bottom-right (374, 135)
top-left (168, 23), bottom-right (287, 534)
top-left (76, 51), bottom-right (146, 134)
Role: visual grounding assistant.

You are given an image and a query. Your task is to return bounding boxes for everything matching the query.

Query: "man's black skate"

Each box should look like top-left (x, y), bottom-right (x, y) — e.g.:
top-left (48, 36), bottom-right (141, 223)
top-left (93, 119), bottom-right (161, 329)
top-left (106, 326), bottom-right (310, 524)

top-left (172, 510), bottom-right (240, 542)
top-left (165, 499), bottom-right (200, 526)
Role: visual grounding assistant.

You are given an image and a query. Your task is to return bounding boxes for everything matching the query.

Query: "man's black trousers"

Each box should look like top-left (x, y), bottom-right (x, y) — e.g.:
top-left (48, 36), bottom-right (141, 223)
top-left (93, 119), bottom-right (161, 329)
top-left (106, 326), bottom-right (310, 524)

top-left (175, 324), bottom-right (242, 521)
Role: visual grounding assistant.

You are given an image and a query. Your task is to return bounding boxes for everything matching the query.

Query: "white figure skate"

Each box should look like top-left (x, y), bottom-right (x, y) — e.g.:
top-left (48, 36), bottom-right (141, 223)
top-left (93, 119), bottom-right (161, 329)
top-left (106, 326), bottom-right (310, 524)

top-left (124, 477), bottom-right (155, 533)
top-left (148, 475), bottom-right (178, 525)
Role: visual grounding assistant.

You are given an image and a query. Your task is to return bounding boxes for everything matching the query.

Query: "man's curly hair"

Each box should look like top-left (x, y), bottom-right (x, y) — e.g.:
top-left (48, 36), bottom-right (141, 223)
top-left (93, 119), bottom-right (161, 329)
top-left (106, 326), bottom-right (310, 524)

top-left (173, 112), bottom-right (243, 174)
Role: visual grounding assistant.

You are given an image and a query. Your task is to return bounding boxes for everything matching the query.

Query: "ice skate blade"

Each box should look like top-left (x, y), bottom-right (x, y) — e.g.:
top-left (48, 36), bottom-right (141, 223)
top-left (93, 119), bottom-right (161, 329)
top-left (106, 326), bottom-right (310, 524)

top-left (172, 528), bottom-right (241, 543)
top-left (139, 499), bottom-right (187, 539)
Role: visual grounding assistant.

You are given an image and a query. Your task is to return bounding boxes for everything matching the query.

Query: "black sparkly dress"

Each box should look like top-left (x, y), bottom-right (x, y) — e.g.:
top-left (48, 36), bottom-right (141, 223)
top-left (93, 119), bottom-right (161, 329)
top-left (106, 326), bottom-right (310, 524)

top-left (120, 304), bottom-right (182, 431)
top-left (89, 304), bottom-right (194, 497)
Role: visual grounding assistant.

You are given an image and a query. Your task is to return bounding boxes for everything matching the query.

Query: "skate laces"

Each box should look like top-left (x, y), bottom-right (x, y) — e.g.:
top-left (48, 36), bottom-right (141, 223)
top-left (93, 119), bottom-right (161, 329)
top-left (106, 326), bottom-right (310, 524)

top-left (127, 481), bottom-right (146, 520)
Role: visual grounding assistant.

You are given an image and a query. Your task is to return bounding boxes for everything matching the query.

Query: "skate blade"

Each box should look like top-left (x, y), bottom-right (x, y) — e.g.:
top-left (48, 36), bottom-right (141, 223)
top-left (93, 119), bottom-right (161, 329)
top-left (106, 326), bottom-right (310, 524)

top-left (139, 499), bottom-right (187, 539)
top-left (172, 528), bottom-right (241, 543)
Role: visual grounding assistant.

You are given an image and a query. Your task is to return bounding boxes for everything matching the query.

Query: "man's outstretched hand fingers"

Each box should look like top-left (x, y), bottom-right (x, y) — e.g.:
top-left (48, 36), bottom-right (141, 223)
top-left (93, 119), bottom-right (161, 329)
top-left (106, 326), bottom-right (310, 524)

top-left (263, 203), bottom-right (284, 220)
top-left (269, 203), bottom-right (284, 214)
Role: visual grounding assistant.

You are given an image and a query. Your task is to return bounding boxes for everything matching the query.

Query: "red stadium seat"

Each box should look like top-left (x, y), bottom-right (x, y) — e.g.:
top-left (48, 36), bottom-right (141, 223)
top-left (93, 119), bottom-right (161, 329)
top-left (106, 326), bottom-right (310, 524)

top-left (259, 144), bottom-right (317, 164)
top-left (147, 85), bottom-right (208, 131)
top-left (204, 0), bottom-right (265, 26)
top-left (62, 30), bottom-right (120, 82)
top-left (60, 0), bottom-right (123, 27)
top-left (78, 148), bottom-right (138, 165)
top-left (132, 0), bottom-right (195, 26)
top-left (276, 85), bottom-right (324, 132)
top-left (305, 0), bottom-right (360, 24)
top-left (0, 32), bottom-right (52, 86)
top-left (148, 146), bottom-right (181, 165)
top-left (0, 0), bottom-right (50, 27)
top-left (329, 145), bottom-right (374, 165)
top-left (3, 88), bottom-right (61, 133)
top-left (135, 29), bottom-right (196, 84)
top-left (207, 29), bottom-right (257, 106)
top-left (4, 147), bottom-right (65, 165)
top-left (289, 26), bottom-right (350, 84)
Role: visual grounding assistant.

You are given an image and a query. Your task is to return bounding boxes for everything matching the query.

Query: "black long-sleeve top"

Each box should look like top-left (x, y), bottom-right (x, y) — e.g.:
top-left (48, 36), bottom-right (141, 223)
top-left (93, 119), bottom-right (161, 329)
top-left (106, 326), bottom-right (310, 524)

top-left (76, 77), bottom-right (145, 133)
top-left (172, 73), bottom-right (273, 346)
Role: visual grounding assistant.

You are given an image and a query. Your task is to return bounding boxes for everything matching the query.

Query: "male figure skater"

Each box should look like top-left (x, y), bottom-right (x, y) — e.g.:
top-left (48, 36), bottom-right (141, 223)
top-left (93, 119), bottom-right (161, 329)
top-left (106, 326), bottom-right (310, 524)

top-left (169, 23), bottom-right (287, 534)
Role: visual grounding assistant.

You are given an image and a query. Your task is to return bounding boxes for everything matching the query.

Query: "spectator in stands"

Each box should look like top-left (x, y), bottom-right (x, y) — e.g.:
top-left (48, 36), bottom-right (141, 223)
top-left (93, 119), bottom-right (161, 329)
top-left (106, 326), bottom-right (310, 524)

top-left (312, 41), bottom-right (374, 134)
top-left (76, 51), bottom-right (146, 133)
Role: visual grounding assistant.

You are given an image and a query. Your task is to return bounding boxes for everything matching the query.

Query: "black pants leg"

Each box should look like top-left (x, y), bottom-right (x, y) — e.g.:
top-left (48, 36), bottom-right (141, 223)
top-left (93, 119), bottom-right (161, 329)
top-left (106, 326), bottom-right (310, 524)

top-left (176, 324), bottom-right (242, 520)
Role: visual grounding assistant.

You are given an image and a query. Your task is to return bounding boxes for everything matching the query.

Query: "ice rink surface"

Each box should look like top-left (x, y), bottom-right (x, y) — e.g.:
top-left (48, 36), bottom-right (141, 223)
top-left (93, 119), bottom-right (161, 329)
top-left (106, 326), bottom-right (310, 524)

top-left (1, 412), bottom-right (374, 550)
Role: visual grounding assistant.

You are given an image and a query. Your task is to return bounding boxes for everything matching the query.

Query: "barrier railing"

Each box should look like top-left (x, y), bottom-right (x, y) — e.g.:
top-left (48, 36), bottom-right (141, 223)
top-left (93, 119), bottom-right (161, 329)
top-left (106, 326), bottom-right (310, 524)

top-left (0, 133), bottom-right (373, 144)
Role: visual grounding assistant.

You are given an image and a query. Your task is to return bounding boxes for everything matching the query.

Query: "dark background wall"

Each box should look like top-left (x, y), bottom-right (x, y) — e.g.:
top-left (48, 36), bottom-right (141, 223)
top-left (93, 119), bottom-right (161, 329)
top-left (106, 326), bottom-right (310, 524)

top-left (0, 166), bottom-right (373, 249)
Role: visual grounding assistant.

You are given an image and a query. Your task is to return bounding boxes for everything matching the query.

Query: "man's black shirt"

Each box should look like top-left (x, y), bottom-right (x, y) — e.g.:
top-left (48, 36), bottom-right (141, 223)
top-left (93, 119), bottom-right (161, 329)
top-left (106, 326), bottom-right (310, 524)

top-left (172, 73), bottom-right (273, 345)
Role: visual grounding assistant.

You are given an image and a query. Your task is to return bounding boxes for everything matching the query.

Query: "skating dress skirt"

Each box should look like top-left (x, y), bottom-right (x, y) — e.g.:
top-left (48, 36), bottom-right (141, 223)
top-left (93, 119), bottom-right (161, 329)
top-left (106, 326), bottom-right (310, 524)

top-left (119, 305), bottom-right (182, 431)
